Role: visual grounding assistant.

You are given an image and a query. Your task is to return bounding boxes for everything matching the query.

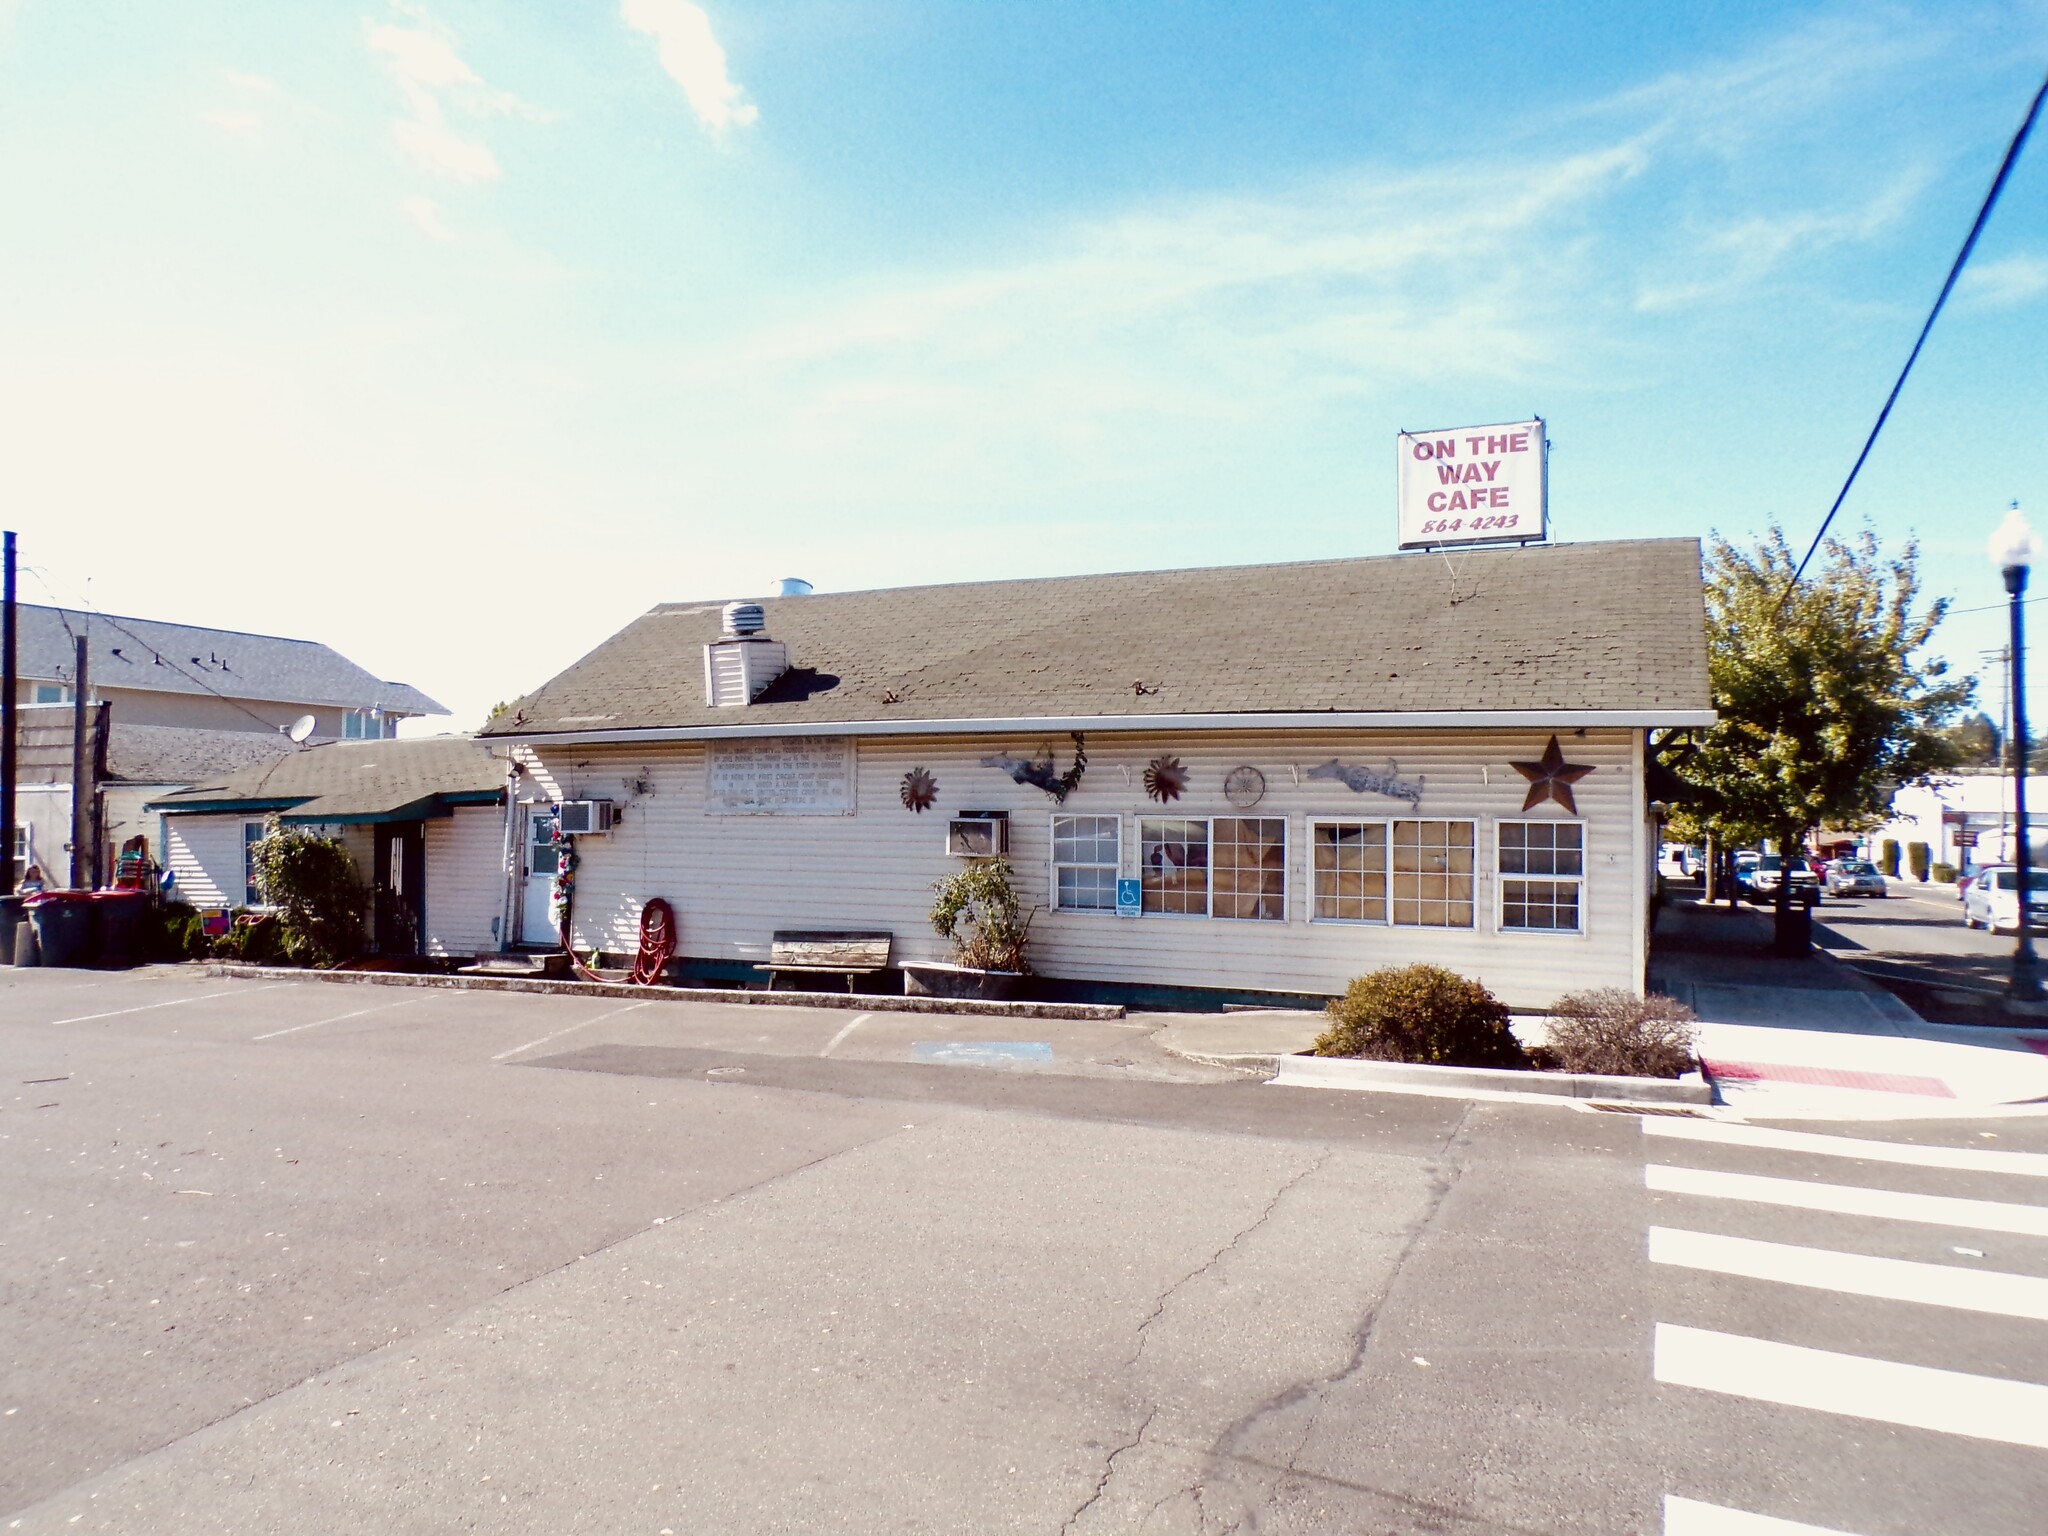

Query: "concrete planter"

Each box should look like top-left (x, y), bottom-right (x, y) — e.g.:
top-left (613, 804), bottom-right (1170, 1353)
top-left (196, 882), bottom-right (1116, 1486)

top-left (1274, 1053), bottom-right (1713, 1105)
top-left (902, 961), bottom-right (1025, 1002)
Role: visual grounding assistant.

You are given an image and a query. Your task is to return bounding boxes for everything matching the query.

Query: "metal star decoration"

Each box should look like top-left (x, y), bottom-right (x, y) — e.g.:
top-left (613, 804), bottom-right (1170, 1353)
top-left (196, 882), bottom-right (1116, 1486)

top-left (1509, 735), bottom-right (1594, 814)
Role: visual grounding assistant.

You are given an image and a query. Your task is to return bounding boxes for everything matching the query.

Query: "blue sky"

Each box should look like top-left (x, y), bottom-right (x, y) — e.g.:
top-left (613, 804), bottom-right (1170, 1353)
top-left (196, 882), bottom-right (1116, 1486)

top-left (2, 1), bottom-right (2045, 731)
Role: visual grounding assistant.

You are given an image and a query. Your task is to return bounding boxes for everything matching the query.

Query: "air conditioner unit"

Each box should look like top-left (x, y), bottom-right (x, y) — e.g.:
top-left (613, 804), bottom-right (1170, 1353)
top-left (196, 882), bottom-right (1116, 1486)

top-left (946, 812), bottom-right (1008, 858)
top-left (554, 799), bottom-right (616, 836)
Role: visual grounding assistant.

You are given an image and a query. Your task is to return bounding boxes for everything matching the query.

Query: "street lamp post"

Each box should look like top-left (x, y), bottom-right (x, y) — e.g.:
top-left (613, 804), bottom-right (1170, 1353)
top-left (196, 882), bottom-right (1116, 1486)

top-left (1991, 505), bottom-right (2042, 1005)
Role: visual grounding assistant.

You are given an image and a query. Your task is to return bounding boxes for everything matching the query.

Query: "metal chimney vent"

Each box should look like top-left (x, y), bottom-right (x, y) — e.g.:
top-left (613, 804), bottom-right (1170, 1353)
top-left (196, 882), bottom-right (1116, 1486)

top-left (722, 602), bottom-right (767, 636)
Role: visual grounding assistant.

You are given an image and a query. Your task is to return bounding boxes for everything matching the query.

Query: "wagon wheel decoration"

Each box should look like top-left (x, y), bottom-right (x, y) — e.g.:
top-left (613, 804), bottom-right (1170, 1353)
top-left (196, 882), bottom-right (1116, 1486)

top-left (899, 766), bottom-right (939, 813)
top-left (1143, 755), bottom-right (1190, 804)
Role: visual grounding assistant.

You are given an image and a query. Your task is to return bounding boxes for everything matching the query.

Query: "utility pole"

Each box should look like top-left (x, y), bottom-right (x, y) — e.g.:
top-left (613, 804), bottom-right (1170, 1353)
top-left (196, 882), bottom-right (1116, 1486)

top-left (1, 531), bottom-right (15, 896)
top-left (68, 635), bottom-right (89, 890)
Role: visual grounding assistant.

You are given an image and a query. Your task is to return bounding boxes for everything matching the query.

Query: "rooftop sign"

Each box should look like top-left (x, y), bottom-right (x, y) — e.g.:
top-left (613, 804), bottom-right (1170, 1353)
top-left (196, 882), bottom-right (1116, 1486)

top-left (1396, 418), bottom-right (1547, 549)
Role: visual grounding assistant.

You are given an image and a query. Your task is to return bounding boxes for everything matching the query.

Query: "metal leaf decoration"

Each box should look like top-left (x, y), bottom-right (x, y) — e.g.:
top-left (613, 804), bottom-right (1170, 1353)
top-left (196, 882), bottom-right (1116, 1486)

top-left (1144, 755), bottom-right (1190, 804)
top-left (900, 767), bottom-right (939, 813)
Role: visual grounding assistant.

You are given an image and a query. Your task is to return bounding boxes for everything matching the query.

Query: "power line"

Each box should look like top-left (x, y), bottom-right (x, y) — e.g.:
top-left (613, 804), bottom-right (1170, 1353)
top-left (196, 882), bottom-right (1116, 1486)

top-left (1775, 66), bottom-right (2048, 613)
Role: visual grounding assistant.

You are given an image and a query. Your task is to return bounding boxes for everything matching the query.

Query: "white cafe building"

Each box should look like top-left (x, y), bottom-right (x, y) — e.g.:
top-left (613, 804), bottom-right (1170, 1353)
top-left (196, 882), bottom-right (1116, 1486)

top-left (480, 537), bottom-right (1712, 1009)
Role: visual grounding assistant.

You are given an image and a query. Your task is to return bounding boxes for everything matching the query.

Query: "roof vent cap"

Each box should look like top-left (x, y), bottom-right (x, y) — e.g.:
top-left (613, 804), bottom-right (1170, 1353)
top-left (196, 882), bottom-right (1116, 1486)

top-left (770, 577), bottom-right (813, 597)
top-left (721, 601), bottom-right (767, 637)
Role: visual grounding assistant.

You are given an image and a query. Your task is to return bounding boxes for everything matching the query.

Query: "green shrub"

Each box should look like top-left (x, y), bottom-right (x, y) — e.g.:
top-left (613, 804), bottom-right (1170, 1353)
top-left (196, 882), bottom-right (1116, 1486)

top-left (929, 858), bottom-right (1032, 972)
top-left (213, 911), bottom-right (290, 965)
top-left (1879, 839), bottom-right (1900, 877)
top-left (1314, 964), bottom-right (1525, 1068)
top-left (247, 821), bottom-right (366, 967)
top-left (1907, 841), bottom-right (1932, 881)
top-left (1931, 861), bottom-right (1958, 885)
top-left (1544, 989), bottom-right (1696, 1078)
top-left (149, 900), bottom-right (210, 963)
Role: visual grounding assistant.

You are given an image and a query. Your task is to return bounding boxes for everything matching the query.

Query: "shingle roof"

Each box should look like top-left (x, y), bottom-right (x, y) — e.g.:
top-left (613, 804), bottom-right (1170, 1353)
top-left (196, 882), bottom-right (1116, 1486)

top-left (147, 737), bottom-right (504, 818)
top-left (107, 724), bottom-right (296, 785)
top-left (484, 537), bottom-right (1709, 737)
top-left (18, 605), bottom-right (445, 716)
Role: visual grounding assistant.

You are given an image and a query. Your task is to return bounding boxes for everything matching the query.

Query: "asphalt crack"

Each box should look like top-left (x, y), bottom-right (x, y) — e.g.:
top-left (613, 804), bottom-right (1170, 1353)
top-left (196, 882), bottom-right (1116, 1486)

top-left (1060, 1405), bottom-right (1159, 1535)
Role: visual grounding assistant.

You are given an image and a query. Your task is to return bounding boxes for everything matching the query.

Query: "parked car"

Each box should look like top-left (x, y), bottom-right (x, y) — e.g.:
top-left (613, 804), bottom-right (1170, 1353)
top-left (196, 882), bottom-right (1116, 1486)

top-left (1824, 859), bottom-right (1887, 898)
top-left (1961, 865), bottom-right (2048, 933)
top-left (1743, 853), bottom-right (1820, 906)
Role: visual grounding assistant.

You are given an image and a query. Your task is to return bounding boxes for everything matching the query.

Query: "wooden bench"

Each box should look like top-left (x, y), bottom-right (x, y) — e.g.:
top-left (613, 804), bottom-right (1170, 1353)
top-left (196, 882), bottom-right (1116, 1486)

top-left (765, 931), bottom-right (893, 993)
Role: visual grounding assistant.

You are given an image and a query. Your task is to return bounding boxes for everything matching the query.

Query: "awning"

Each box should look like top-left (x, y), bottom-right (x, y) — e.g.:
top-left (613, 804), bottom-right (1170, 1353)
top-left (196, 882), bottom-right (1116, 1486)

top-left (277, 788), bottom-right (502, 826)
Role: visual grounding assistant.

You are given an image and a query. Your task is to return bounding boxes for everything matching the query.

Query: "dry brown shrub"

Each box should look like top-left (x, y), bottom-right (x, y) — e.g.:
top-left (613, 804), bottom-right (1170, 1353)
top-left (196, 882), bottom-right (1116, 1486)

top-left (1545, 989), bottom-right (1696, 1078)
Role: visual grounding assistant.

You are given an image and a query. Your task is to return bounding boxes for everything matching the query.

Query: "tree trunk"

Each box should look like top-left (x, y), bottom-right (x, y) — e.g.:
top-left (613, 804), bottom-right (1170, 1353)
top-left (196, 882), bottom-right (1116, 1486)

top-left (1703, 833), bottom-right (1716, 903)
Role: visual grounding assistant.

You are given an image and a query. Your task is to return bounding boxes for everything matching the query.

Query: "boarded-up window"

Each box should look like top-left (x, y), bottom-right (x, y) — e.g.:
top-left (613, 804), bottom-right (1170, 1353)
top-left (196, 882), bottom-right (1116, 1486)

top-left (1313, 821), bottom-right (1389, 923)
top-left (1499, 821), bottom-right (1583, 932)
top-left (1052, 815), bottom-right (1120, 912)
top-left (1391, 820), bottom-right (1475, 928)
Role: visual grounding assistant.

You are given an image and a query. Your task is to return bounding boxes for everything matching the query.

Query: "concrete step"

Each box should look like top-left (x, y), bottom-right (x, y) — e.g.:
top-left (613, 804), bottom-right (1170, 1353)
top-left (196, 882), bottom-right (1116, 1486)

top-left (460, 952), bottom-right (570, 980)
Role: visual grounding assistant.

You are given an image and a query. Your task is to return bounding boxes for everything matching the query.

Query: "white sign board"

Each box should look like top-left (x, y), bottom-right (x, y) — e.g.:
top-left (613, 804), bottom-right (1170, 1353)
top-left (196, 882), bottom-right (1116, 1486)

top-left (1396, 418), bottom-right (1546, 549)
top-left (706, 737), bottom-right (855, 816)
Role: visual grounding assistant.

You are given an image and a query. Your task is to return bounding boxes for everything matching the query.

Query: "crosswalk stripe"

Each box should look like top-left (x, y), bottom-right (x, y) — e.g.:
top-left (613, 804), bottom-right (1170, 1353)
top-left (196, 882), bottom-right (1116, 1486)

top-left (1643, 1116), bottom-right (2048, 1178)
top-left (1649, 1226), bottom-right (2048, 1320)
top-left (1646, 1162), bottom-right (2048, 1237)
top-left (1654, 1324), bottom-right (2048, 1448)
top-left (1664, 1495), bottom-right (1868, 1535)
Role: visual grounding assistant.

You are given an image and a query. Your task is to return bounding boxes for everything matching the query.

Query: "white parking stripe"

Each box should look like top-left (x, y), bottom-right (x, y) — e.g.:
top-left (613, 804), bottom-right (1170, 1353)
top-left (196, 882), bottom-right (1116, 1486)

top-left (1664, 1495), bottom-right (1868, 1535)
top-left (1655, 1324), bottom-right (2048, 1448)
top-left (252, 1000), bottom-right (409, 1041)
top-left (819, 1013), bottom-right (872, 1057)
top-left (1644, 1116), bottom-right (2048, 1177)
top-left (1649, 1226), bottom-right (2048, 1321)
top-left (50, 985), bottom-right (286, 1026)
top-left (1646, 1162), bottom-right (2048, 1237)
top-left (492, 1000), bottom-right (654, 1062)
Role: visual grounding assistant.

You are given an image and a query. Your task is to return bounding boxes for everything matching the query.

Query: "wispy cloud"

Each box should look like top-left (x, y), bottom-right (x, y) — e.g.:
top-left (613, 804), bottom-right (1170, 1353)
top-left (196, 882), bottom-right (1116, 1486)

top-left (620, 0), bottom-right (757, 135)
top-left (198, 108), bottom-right (263, 136)
top-left (366, 4), bottom-right (550, 183)
top-left (1959, 252), bottom-right (2048, 308)
top-left (400, 194), bottom-right (454, 242)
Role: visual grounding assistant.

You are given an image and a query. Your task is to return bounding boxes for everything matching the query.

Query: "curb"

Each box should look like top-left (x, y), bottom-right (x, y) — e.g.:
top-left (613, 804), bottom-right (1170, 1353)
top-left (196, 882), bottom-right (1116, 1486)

top-left (1272, 1053), bottom-right (1714, 1105)
top-left (208, 964), bottom-right (1126, 1021)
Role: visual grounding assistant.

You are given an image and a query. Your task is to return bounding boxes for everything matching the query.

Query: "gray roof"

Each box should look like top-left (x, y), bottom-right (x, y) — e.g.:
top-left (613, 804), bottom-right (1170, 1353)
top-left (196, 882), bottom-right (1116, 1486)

top-left (107, 724), bottom-right (297, 785)
top-left (148, 737), bottom-right (504, 821)
top-left (484, 537), bottom-right (1710, 738)
top-left (18, 604), bottom-right (445, 716)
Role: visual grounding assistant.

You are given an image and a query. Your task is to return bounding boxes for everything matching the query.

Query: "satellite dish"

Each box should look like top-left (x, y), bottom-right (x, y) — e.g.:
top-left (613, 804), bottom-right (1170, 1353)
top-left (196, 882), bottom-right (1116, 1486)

top-left (285, 715), bottom-right (317, 744)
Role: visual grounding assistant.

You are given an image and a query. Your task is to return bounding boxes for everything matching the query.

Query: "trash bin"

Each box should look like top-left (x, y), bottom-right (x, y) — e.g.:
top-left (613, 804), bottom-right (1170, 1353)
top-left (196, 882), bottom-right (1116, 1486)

top-left (1771, 902), bottom-right (1813, 957)
top-left (26, 891), bottom-right (98, 969)
top-left (92, 890), bottom-right (151, 969)
top-left (0, 894), bottom-right (24, 966)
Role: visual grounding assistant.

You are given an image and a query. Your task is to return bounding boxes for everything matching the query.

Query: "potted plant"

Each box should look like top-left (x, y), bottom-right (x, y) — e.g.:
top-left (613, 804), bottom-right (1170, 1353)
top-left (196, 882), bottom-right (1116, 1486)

top-left (909, 858), bottom-right (1032, 1000)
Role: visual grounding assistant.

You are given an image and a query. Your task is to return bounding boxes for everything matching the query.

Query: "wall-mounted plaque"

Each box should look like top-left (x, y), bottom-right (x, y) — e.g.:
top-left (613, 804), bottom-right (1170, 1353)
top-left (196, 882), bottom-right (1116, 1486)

top-left (706, 737), bottom-right (856, 816)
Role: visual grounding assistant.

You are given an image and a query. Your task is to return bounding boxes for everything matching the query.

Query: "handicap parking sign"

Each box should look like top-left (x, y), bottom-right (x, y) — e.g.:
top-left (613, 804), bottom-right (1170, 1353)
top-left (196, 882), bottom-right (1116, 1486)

top-left (1116, 877), bottom-right (1142, 918)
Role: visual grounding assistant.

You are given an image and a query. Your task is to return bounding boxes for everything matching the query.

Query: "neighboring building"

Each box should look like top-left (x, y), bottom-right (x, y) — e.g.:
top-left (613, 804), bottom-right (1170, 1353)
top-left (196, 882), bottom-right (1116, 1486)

top-left (9, 605), bottom-right (446, 886)
top-left (1865, 774), bottom-right (2048, 874)
top-left (147, 737), bottom-right (508, 958)
top-left (479, 537), bottom-right (1712, 1008)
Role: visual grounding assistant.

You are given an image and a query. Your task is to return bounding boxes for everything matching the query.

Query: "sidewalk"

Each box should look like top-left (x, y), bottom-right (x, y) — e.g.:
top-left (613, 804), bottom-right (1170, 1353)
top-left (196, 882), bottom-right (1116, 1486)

top-left (1650, 900), bottom-right (2048, 1120)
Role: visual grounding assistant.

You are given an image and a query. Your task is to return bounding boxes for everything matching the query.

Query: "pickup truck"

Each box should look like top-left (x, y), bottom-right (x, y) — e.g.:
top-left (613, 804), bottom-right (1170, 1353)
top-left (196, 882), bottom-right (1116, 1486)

top-left (1742, 854), bottom-right (1820, 906)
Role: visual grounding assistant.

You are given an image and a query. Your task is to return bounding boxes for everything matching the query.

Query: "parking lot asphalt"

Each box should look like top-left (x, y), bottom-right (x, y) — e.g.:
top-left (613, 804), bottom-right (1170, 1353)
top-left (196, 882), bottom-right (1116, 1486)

top-left (4, 966), bottom-right (2045, 1534)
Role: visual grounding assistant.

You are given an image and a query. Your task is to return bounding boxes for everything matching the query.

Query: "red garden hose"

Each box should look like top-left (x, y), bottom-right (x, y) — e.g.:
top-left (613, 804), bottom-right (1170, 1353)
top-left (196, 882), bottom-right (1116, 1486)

top-left (629, 898), bottom-right (677, 986)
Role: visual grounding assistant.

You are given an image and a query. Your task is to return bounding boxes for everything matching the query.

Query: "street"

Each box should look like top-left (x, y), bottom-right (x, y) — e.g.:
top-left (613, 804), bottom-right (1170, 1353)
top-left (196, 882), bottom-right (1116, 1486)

top-left (3, 966), bottom-right (2046, 1534)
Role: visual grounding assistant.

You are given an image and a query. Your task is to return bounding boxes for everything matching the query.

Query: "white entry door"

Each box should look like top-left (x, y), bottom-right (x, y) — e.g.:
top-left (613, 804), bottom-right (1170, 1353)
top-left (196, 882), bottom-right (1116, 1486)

top-left (519, 807), bottom-right (560, 946)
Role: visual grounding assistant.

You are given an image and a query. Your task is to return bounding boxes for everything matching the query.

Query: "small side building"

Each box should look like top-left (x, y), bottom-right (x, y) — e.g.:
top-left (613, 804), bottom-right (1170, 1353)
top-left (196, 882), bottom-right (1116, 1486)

top-left (147, 737), bottom-right (509, 959)
top-left (481, 537), bottom-right (1712, 1009)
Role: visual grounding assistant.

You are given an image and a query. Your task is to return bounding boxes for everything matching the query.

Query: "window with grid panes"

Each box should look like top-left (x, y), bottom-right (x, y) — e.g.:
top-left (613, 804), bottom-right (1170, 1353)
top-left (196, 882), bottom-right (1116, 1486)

top-left (1212, 818), bottom-right (1286, 920)
top-left (1498, 820), bottom-right (1584, 931)
top-left (1140, 818), bottom-right (1208, 914)
top-left (1051, 815), bottom-right (1120, 911)
top-left (1312, 821), bottom-right (1388, 922)
top-left (1390, 820), bottom-right (1475, 927)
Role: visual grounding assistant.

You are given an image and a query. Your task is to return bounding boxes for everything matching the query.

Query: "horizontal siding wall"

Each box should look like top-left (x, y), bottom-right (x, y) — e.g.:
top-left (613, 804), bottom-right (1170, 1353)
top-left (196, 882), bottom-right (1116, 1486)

top-left (164, 814), bottom-right (252, 908)
top-left (425, 806), bottom-right (508, 957)
top-left (521, 728), bottom-right (1645, 1007)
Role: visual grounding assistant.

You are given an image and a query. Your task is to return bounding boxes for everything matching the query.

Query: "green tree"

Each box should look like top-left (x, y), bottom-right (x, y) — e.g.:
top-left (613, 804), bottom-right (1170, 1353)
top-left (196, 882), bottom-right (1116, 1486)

top-left (1668, 527), bottom-right (1972, 948)
top-left (247, 820), bottom-right (368, 967)
top-left (1941, 711), bottom-right (2001, 768)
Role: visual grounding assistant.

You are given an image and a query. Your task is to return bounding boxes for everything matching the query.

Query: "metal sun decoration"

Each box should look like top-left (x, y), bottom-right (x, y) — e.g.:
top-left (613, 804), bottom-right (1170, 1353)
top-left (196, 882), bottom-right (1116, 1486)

top-left (1144, 755), bottom-right (1190, 804)
top-left (900, 767), bottom-right (939, 813)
